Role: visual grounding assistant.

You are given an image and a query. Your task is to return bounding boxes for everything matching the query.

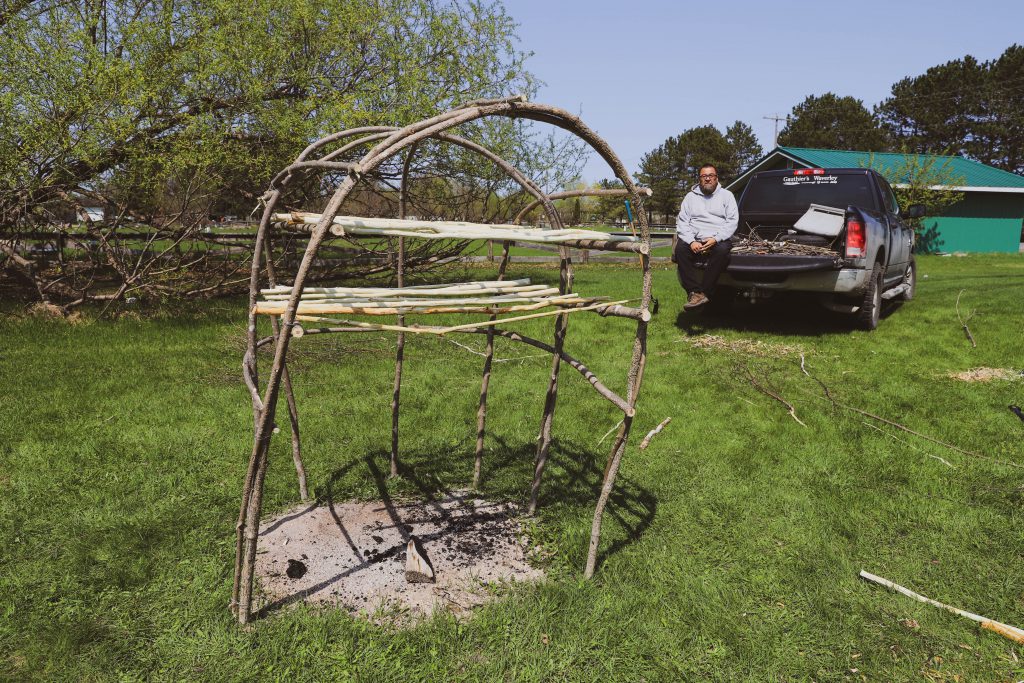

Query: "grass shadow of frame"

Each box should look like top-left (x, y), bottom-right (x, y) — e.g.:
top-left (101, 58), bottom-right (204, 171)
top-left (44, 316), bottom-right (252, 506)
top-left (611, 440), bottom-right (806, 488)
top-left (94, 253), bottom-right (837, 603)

top-left (255, 436), bottom-right (656, 617)
top-left (673, 293), bottom-right (907, 337)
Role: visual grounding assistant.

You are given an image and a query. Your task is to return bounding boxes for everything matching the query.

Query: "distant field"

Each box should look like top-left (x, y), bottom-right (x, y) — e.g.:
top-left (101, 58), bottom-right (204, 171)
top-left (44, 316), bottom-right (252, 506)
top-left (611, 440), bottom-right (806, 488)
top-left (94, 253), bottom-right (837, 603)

top-left (1, 254), bottom-right (1022, 680)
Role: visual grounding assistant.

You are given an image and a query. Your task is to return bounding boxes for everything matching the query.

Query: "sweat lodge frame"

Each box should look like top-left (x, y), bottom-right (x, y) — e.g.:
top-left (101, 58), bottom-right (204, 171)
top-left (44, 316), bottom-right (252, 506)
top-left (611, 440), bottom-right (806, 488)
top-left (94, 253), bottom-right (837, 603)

top-left (232, 96), bottom-right (654, 624)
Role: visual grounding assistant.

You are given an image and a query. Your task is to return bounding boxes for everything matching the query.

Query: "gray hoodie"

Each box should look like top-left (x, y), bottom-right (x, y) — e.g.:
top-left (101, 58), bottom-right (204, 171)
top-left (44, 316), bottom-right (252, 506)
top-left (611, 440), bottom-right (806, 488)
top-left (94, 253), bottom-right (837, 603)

top-left (675, 183), bottom-right (739, 244)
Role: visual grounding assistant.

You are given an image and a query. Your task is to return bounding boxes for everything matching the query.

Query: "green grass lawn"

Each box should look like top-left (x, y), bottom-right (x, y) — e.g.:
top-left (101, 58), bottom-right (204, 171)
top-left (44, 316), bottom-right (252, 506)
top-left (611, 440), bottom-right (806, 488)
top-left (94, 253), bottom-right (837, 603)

top-left (2, 255), bottom-right (1023, 681)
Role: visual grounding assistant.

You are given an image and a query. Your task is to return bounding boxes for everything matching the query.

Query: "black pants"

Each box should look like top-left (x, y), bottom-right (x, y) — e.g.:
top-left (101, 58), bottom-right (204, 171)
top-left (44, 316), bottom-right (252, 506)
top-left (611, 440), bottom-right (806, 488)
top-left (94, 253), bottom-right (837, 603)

top-left (674, 238), bottom-right (732, 297)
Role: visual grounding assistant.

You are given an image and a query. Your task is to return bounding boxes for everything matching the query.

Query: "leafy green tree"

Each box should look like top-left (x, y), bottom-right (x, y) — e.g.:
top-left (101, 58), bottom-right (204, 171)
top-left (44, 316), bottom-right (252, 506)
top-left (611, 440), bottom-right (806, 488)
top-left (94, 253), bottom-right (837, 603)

top-left (0, 0), bottom-right (576, 309)
top-left (875, 57), bottom-right (985, 161)
top-left (637, 122), bottom-right (757, 222)
top-left (671, 125), bottom-right (738, 181)
top-left (864, 152), bottom-right (965, 254)
top-left (983, 45), bottom-right (1024, 174)
top-left (877, 44), bottom-right (1024, 174)
top-left (0, 0), bottom-right (535, 226)
top-left (778, 93), bottom-right (889, 151)
top-left (725, 121), bottom-right (764, 172)
top-left (594, 179), bottom-right (627, 224)
top-left (635, 144), bottom-right (677, 223)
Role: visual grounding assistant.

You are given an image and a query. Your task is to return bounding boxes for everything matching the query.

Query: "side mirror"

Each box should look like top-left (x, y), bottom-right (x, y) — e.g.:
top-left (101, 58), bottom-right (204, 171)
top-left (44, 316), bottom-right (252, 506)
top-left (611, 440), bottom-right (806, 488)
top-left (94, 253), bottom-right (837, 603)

top-left (904, 204), bottom-right (926, 219)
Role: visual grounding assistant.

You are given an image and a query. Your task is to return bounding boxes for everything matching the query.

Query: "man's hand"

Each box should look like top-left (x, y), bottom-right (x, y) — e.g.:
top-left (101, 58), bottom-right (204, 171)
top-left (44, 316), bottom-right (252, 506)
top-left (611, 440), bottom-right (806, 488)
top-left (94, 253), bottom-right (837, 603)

top-left (700, 237), bottom-right (717, 253)
top-left (689, 241), bottom-right (703, 254)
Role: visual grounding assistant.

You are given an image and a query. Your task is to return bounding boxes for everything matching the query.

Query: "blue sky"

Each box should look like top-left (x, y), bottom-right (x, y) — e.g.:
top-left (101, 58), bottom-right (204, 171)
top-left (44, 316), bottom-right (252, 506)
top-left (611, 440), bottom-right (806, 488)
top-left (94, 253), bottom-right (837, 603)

top-left (508, 0), bottom-right (1024, 183)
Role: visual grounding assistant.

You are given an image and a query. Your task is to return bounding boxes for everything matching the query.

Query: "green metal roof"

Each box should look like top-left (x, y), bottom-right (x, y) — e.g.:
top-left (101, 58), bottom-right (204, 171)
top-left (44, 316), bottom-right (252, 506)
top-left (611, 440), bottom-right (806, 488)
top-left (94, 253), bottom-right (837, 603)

top-left (777, 147), bottom-right (1024, 190)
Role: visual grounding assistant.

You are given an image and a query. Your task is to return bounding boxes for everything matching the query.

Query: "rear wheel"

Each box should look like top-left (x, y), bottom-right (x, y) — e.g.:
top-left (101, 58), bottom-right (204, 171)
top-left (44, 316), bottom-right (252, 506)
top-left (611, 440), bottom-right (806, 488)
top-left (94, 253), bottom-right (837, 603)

top-left (899, 257), bottom-right (917, 301)
top-left (856, 262), bottom-right (883, 330)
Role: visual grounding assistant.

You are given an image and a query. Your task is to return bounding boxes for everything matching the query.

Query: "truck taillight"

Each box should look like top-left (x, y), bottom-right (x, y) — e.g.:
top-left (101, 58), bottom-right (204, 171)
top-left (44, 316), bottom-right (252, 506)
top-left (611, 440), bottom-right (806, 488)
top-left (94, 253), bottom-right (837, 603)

top-left (793, 168), bottom-right (825, 176)
top-left (846, 218), bottom-right (865, 258)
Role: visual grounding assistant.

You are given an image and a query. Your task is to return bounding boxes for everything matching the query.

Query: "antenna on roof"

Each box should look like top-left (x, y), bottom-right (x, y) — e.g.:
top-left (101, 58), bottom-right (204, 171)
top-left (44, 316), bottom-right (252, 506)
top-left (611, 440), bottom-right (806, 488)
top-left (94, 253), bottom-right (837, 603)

top-left (764, 113), bottom-right (789, 148)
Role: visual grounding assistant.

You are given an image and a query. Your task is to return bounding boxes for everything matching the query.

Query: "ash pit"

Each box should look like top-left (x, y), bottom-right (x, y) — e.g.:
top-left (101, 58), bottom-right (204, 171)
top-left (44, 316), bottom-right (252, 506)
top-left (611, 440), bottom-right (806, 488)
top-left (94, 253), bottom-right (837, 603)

top-left (255, 492), bottom-right (543, 620)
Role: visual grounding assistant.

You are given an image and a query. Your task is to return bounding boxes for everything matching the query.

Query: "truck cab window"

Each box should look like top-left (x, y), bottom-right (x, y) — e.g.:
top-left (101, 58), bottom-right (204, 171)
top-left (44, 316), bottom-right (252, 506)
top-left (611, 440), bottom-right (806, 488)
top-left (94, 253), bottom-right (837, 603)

top-left (880, 178), bottom-right (899, 215)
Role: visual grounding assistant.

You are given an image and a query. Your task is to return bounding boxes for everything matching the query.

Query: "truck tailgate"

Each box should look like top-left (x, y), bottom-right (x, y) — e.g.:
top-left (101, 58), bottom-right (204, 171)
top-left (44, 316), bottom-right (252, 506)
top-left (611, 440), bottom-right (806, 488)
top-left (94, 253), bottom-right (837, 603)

top-left (727, 253), bottom-right (842, 273)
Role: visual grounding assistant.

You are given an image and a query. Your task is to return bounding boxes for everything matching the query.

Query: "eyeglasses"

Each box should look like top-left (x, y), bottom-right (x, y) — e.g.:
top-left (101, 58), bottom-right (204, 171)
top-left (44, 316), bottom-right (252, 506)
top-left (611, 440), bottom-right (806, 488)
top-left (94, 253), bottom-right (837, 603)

top-left (699, 173), bottom-right (718, 179)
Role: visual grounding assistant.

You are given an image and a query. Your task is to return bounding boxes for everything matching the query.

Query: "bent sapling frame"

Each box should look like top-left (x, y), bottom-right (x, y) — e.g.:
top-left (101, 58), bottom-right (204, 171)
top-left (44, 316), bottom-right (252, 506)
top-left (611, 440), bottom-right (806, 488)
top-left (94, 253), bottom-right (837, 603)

top-left (232, 97), bottom-right (653, 623)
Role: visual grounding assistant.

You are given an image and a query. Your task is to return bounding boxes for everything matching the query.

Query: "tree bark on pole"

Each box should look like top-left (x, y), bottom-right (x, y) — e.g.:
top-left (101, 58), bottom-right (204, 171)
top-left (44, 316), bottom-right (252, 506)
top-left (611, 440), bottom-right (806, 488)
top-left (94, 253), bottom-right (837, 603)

top-left (236, 172), bottom-right (360, 623)
top-left (391, 144), bottom-right (417, 479)
top-left (586, 244), bottom-right (652, 577)
top-left (528, 245), bottom-right (573, 515)
top-left (264, 238), bottom-right (308, 501)
top-left (474, 240), bottom-right (511, 488)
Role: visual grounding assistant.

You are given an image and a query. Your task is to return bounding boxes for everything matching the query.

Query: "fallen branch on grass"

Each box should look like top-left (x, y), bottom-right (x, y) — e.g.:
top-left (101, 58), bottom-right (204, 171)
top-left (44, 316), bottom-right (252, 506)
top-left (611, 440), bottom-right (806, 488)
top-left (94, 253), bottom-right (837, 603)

top-left (639, 417), bottom-right (672, 450)
top-left (742, 364), bottom-right (806, 427)
top-left (862, 422), bottom-right (954, 468)
top-left (800, 352), bottom-right (837, 404)
top-left (797, 363), bottom-right (1024, 470)
top-left (955, 290), bottom-right (977, 348)
top-left (820, 392), bottom-right (1021, 468)
top-left (859, 570), bottom-right (1024, 645)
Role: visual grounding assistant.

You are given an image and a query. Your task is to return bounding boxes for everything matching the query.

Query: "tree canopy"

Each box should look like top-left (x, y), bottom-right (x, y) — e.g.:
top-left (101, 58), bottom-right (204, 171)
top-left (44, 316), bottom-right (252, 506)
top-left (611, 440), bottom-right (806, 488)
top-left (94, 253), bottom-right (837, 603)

top-left (0, 0), bottom-right (538, 225)
top-left (777, 93), bottom-right (889, 151)
top-left (876, 44), bottom-right (1024, 174)
top-left (0, 0), bottom-right (594, 311)
top-left (637, 123), bottom-right (761, 221)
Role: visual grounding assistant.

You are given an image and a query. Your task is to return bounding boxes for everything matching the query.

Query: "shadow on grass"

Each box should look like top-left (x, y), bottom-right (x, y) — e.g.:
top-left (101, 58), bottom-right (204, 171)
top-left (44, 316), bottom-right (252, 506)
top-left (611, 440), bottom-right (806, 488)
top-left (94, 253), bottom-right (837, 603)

top-left (256, 437), bottom-right (656, 617)
top-left (673, 293), bottom-right (906, 337)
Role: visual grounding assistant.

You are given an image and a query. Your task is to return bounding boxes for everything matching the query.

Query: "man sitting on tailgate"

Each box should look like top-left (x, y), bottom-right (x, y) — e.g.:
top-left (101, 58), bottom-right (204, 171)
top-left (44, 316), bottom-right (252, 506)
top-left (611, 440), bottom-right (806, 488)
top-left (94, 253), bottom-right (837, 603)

top-left (674, 163), bottom-right (738, 310)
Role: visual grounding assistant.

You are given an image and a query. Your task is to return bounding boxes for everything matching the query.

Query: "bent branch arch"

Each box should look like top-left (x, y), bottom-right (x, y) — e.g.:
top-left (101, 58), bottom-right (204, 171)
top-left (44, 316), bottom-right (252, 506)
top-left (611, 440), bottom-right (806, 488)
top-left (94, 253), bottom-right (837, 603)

top-left (232, 98), bottom-right (653, 624)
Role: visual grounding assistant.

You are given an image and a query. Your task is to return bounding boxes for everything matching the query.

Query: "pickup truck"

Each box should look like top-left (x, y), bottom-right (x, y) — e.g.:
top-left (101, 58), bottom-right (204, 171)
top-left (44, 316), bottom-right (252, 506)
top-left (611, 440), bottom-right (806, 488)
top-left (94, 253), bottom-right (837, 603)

top-left (716, 167), bottom-right (923, 330)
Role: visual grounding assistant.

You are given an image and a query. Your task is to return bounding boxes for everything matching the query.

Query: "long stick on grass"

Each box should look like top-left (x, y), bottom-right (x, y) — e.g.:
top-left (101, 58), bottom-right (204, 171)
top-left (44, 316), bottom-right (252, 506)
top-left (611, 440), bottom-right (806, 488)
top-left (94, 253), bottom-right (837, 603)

top-left (860, 570), bottom-right (1024, 644)
top-left (806, 390), bottom-right (1023, 469)
top-left (955, 290), bottom-right (977, 348)
top-left (797, 360), bottom-right (1024, 470)
top-left (862, 422), bottom-right (954, 468)
top-left (597, 419), bottom-right (624, 446)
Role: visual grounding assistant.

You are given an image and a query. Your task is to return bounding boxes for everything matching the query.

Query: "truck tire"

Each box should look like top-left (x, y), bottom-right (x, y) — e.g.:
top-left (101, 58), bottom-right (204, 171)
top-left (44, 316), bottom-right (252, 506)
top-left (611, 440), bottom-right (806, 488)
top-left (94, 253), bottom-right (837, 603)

top-left (856, 262), bottom-right (883, 330)
top-left (899, 257), bottom-right (916, 301)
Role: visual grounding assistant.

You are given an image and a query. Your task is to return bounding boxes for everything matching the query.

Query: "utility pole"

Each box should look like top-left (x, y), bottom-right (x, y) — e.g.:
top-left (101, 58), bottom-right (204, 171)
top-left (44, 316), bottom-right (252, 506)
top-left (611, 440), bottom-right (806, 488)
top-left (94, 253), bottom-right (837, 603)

top-left (764, 113), bottom-right (788, 148)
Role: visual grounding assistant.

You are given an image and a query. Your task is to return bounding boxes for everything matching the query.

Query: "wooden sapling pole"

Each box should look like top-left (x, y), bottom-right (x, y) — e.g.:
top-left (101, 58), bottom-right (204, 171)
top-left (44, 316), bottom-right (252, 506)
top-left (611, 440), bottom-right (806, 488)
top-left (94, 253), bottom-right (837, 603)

top-left (274, 212), bottom-right (643, 248)
top-left (586, 200), bottom-right (653, 578)
top-left (281, 368), bottom-right (307, 500)
top-left (288, 299), bottom-right (630, 335)
top-left (264, 239), bottom-right (308, 501)
top-left (233, 187), bottom-right (281, 616)
top-left (237, 171), bottom-right (361, 624)
top-left (390, 235), bottom-right (405, 479)
top-left (529, 245), bottom-right (572, 515)
top-left (392, 142), bottom-right (418, 478)
top-left (474, 240), bottom-right (511, 488)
